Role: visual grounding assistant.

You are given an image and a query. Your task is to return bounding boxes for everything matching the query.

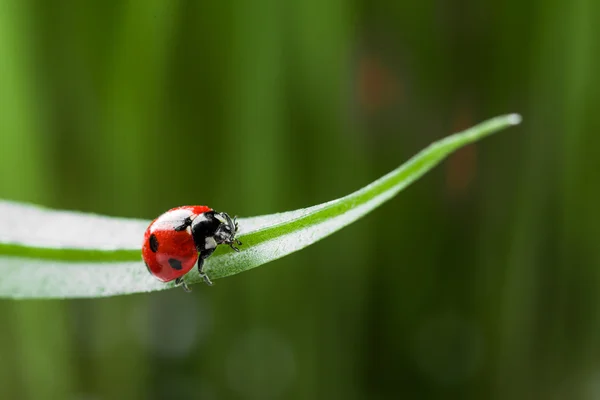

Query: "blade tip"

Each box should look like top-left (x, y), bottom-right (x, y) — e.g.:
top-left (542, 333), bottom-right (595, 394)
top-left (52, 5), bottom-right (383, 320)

top-left (507, 113), bottom-right (522, 125)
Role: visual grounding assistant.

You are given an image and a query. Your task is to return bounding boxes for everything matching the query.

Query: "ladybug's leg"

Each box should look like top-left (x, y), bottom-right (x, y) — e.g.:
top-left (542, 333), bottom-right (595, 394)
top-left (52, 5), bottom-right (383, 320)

top-left (197, 249), bottom-right (215, 286)
top-left (175, 277), bottom-right (191, 292)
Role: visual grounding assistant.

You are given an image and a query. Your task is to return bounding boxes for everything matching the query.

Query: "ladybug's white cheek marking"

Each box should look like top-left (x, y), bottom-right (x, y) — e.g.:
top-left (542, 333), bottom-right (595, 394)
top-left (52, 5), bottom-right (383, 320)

top-left (205, 236), bottom-right (217, 250)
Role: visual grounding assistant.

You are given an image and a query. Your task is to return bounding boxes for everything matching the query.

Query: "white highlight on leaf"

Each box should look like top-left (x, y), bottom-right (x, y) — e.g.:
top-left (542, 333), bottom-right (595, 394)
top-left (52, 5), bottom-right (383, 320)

top-left (0, 201), bottom-right (149, 250)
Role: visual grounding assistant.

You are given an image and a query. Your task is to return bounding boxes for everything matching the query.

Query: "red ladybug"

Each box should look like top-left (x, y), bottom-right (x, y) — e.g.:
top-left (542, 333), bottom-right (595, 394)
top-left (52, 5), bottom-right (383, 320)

top-left (142, 206), bottom-right (241, 291)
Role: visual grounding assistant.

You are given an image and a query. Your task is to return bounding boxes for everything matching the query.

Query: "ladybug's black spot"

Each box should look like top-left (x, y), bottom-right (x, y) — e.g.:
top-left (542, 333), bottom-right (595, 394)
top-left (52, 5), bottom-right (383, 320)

top-left (149, 234), bottom-right (159, 253)
top-left (168, 258), bottom-right (183, 270)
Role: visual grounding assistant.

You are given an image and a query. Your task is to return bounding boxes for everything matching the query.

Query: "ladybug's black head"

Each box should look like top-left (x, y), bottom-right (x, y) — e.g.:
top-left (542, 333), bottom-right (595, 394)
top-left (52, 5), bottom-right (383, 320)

top-left (214, 212), bottom-right (242, 251)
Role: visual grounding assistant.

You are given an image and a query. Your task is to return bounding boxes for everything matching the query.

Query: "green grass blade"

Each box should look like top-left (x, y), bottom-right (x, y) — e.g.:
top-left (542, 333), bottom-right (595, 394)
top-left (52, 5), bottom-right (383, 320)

top-left (0, 114), bottom-right (520, 298)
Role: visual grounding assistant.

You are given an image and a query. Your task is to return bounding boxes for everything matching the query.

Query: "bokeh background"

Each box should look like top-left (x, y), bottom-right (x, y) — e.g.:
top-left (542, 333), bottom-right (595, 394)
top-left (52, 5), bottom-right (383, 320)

top-left (1, 1), bottom-right (599, 399)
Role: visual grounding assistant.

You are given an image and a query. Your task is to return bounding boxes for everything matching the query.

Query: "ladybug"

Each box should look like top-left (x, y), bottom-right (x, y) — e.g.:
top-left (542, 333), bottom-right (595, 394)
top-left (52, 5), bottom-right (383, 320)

top-left (142, 206), bottom-right (241, 291)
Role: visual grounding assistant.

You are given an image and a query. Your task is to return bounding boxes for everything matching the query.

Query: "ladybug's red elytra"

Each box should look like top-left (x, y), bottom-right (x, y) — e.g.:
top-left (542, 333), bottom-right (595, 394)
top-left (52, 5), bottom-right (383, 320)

top-left (142, 206), bottom-right (241, 291)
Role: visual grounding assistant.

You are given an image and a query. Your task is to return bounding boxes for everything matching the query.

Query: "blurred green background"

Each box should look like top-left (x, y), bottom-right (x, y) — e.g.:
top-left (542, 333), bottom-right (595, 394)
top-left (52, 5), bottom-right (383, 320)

top-left (1, 0), bottom-right (599, 399)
